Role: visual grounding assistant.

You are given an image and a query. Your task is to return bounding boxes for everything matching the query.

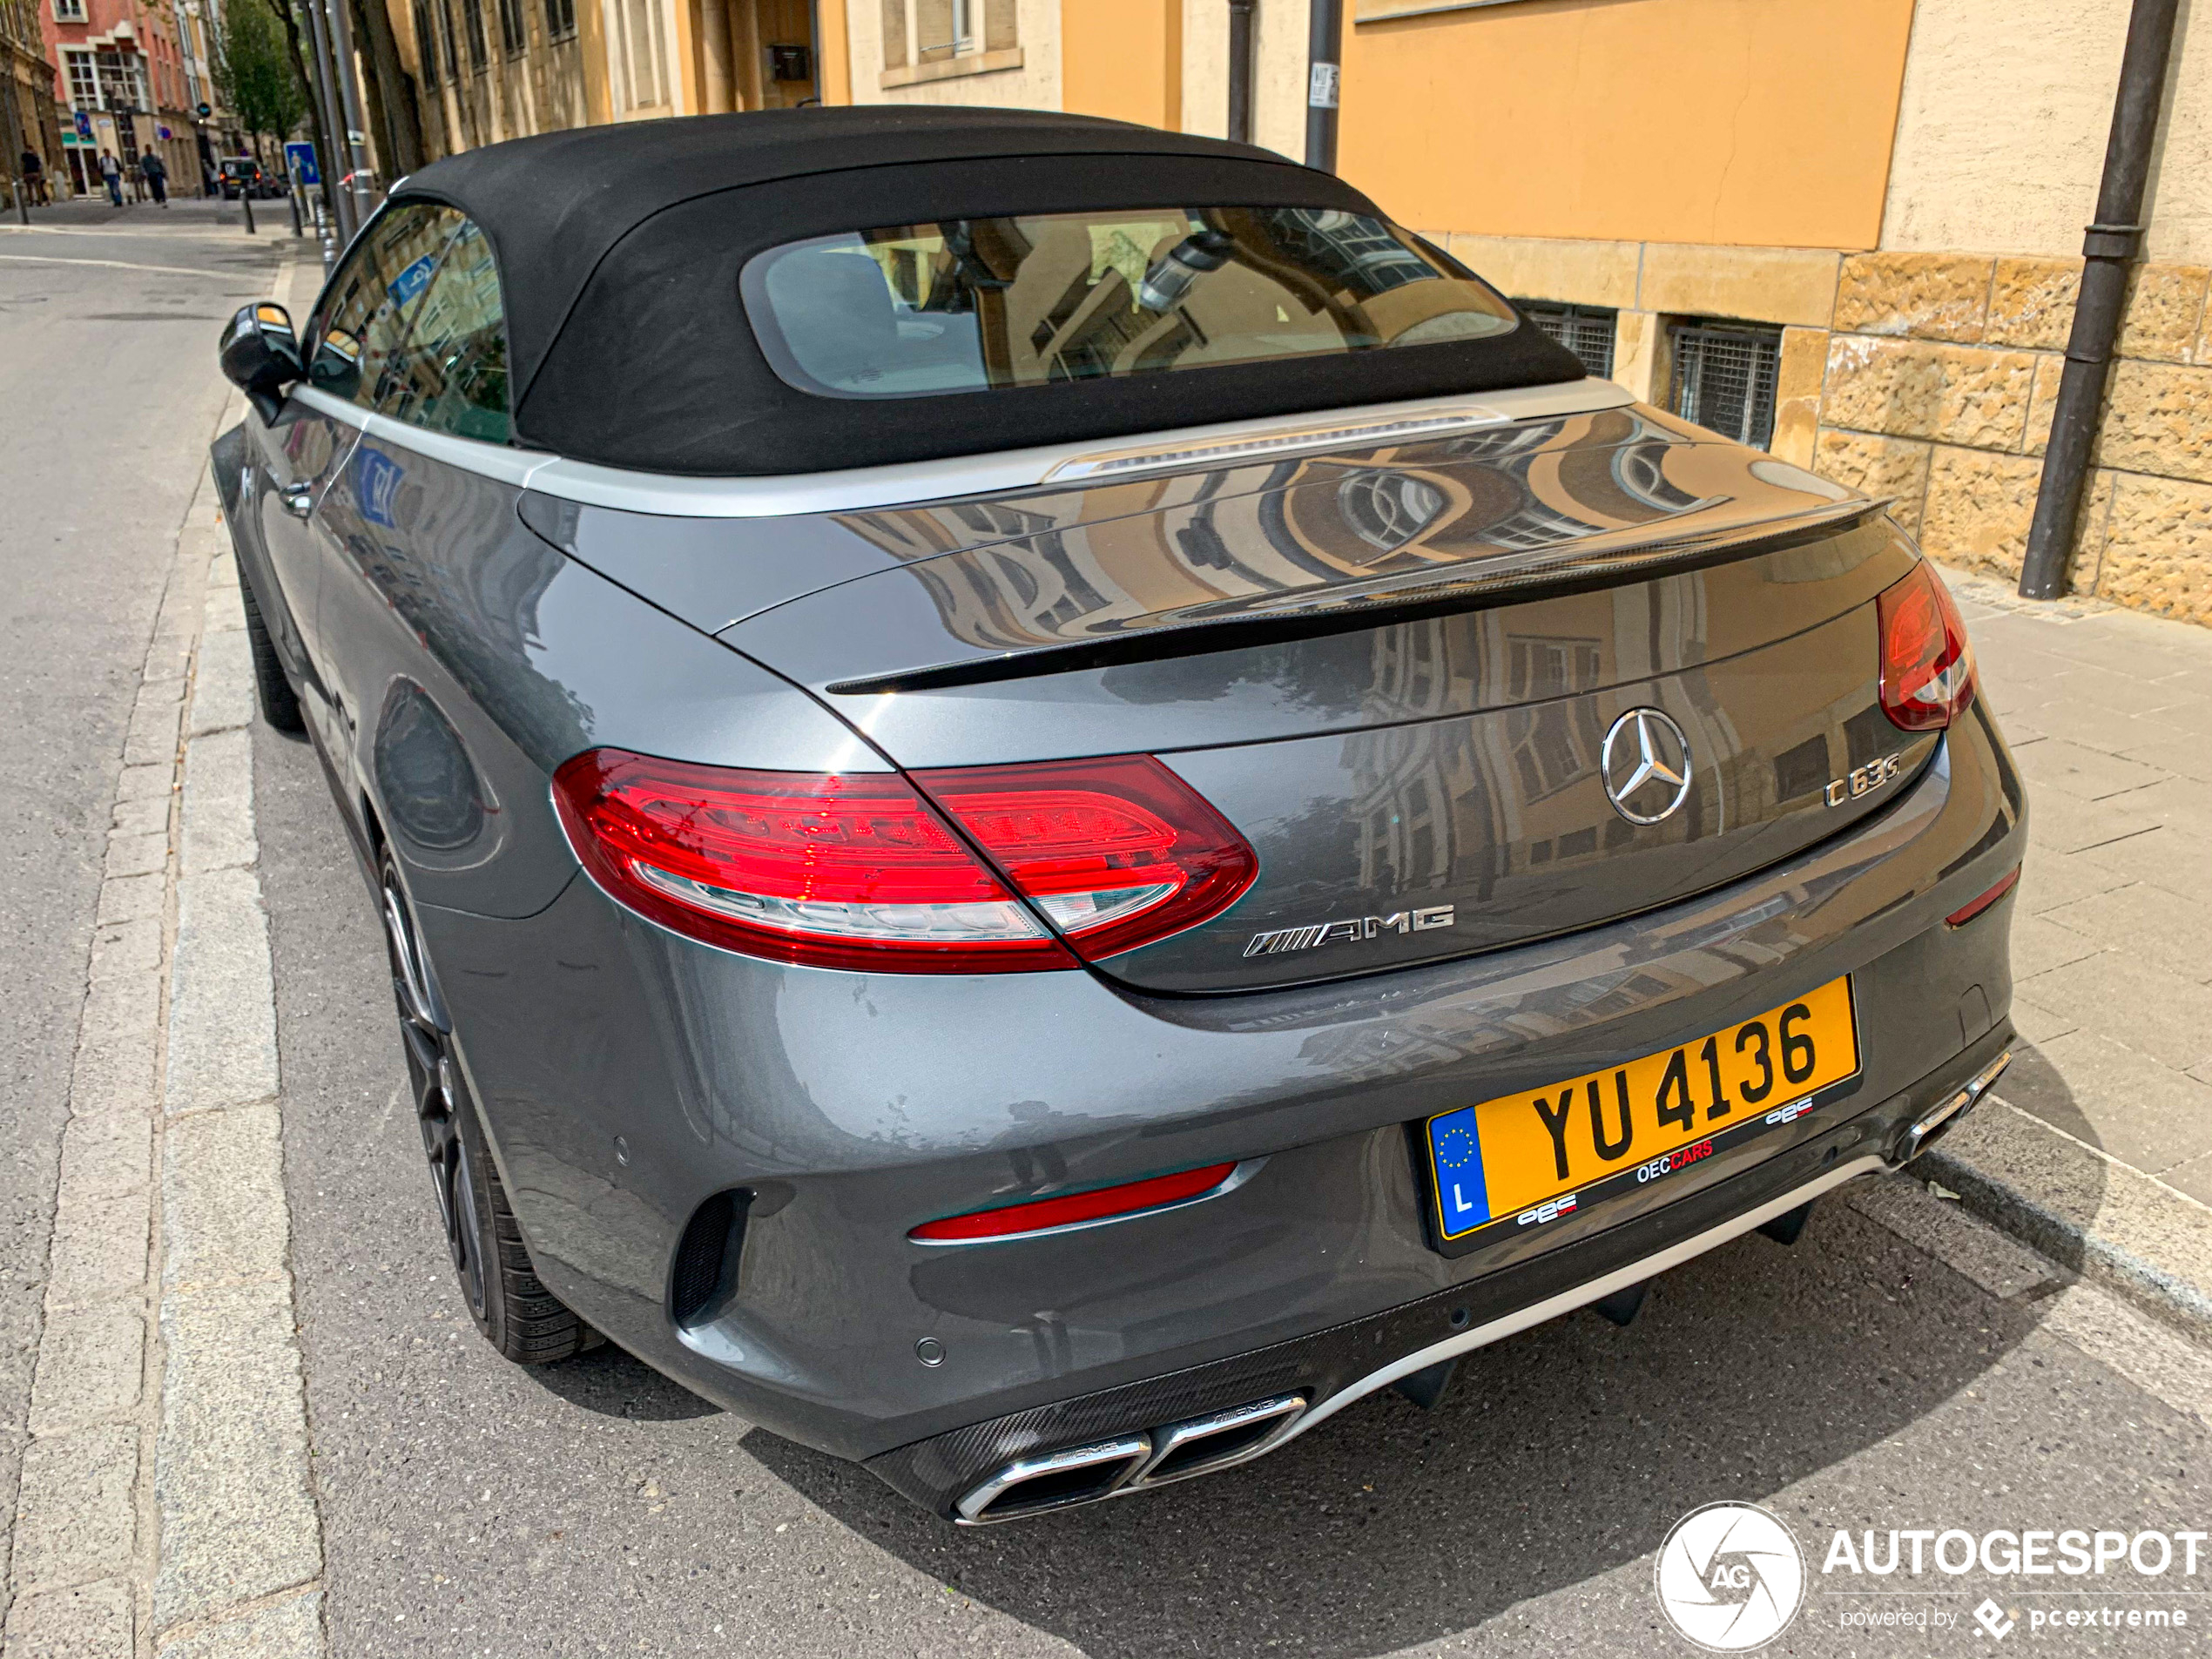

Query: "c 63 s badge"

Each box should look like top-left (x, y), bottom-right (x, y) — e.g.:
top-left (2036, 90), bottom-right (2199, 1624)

top-left (1825, 752), bottom-right (1903, 807)
top-left (1244, 905), bottom-right (1454, 958)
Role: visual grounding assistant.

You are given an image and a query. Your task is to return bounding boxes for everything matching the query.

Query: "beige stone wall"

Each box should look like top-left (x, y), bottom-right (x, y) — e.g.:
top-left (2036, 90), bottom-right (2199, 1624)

top-left (1881, 0), bottom-right (2212, 264)
top-left (1812, 252), bottom-right (2212, 627)
top-left (1447, 232), bottom-right (2212, 629)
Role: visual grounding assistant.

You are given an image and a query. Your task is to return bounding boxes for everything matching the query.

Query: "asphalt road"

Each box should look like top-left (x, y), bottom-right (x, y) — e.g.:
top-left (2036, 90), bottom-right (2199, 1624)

top-left (14, 202), bottom-right (2209, 1657)
top-left (0, 199), bottom-right (282, 1587)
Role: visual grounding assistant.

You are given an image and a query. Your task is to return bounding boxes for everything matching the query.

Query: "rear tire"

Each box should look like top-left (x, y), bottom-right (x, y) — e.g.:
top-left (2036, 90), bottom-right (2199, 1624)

top-left (239, 575), bottom-right (306, 734)
top-left (381, 850), bottom-right (594, 1364)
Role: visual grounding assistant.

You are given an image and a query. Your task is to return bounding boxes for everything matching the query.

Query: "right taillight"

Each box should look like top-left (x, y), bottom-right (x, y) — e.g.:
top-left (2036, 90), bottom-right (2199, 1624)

top-left (1878, 562), bottom-right (1977, 732)
top-left (550, 748), bottom-right (1257, 974)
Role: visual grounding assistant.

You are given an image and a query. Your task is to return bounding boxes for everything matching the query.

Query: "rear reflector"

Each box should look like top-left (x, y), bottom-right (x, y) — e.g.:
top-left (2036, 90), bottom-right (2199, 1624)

top-left (1946, 867), bottom-right (2020, 928)
top-left (914, 755), bottom-right (1258, 961)
top-left (909, 1163), bottom-right (1240, 1243)
top-left (1878, 563), bottom-right (1977, 732)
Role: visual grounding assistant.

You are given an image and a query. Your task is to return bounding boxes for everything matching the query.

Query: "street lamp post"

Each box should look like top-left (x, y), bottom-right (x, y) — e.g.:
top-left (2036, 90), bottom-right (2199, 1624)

top-left (300, 0), bottom-right (354, 244)
top-left (1305, 0), bottom-right (1344, 173)
top-left (321, 0), bottom-right (374, 231)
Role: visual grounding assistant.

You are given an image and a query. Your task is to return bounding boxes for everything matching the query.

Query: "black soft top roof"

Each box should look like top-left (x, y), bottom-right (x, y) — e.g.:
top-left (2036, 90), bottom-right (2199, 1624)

top-left (393, 108), bottom-right (1584, 476)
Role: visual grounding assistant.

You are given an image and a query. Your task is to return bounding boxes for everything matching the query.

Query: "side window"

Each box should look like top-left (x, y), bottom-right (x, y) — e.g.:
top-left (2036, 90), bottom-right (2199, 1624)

top-left (393, 220), bottom-right (511, 444)
top-left (307, 204), bottom-right (463, 414)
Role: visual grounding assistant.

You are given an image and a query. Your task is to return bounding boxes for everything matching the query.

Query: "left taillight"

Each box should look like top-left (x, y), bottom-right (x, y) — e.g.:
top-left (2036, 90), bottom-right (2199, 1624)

top-left (551, 750), bottom-right (1076, 973)
top-left (551, 749), bottom-right (1257, 973)
top-left (1878, 562), bottom-right (1978, 732)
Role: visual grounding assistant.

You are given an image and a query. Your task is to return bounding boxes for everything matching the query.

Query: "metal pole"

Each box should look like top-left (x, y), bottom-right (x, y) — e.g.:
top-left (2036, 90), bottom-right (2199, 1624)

top-left (302, 0), bottom-right (354, 244)
top-left (1227, 0), bottom-right (1256, 147)
top-left (1304, 0), bottom-right (1342, 172)
top-left (2020, 0), bottom-right (2183, 600)
top-left (242, 178), bottom-right (256, 233)
top-left (289, 178), bottom-right (303, 235)
top-left (322, 0), bottom-right (374, 229)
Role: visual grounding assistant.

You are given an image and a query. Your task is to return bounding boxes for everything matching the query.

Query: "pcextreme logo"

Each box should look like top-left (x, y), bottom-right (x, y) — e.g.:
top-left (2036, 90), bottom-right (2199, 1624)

top-left (1655, 1503), bottom-right (1806, 1652)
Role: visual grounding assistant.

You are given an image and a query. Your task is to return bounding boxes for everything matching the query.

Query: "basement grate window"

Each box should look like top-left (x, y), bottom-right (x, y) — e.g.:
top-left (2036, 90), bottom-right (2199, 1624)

top-left (1519, 300), bottom-right (1616, 377)
top-left (1670, 320), bottom-right (1782, 450)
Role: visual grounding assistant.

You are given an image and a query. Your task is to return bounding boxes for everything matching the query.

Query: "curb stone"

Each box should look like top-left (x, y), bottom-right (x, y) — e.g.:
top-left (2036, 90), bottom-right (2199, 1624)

top-left (1919, 1094), bottom-right (2212, 1350)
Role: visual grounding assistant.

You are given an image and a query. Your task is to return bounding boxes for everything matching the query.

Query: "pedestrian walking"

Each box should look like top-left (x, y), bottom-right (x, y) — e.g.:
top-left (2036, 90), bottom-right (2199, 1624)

top-left (18, 148), bottom-right (44, 206)
top-left (98, 150), bottom-right (122, 207)
top-left (140, 149), bottom-right (169, 207)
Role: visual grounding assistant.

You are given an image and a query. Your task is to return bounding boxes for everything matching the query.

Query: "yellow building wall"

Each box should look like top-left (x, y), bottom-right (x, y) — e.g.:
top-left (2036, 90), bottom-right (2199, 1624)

top-left (1339, 0), bottom-right (1916, 253)
top-left (1061, 0), bottom-right (1181, 131)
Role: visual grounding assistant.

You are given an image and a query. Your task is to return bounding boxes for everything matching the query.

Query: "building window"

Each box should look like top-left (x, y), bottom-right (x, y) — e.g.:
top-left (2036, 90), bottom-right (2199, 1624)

top-left (53, 0), bottom-right (86, 20)
top-left (459, 0), bottom-right (487, 71)
top-left (881, 0), bottom-right (1015, 82)
top-left (496, 0), bottom-right (524, 54)
top-left (436, 0), bottom-right (459, 80)
top-left (543, 0), bottom-right (574, 42)
top-left (62, 47), bottom-right (98, 107)
top-left (1521, 300), bottom-right (1615, 378)
top-left (613, 0), bottom-right (667, 106)
top-left (1670, 320), bottom-right (1782, 450)
top-left (413, 0), bottom-right (440, 84)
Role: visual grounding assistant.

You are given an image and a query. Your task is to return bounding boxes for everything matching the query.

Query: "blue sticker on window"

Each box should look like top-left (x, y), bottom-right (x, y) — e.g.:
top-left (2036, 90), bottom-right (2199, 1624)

top-left (388, 254), bottom-right (436, 310)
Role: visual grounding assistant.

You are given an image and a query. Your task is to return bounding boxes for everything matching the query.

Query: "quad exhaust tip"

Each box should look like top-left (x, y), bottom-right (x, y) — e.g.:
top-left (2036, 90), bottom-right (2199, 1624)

top-left (955, 1393), bottom-right (1306, 1524)
top-left (1898, 1050), bottom-right (2012, 1162)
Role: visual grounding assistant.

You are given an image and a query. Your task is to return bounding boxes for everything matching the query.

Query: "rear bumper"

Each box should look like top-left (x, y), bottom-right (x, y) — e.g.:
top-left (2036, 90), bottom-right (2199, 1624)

top-left (415, 698), bottom-right (2025, 1478)
top-left (871, 1026), bottom-right (2013, 1520)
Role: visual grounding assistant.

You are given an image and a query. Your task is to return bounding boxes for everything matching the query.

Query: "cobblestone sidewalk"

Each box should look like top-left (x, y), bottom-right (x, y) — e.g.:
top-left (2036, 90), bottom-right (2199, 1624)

top-left (1927, 565), bottom-right (2212, 1342)
top-left (3, 368), bottom-right (327, 1658)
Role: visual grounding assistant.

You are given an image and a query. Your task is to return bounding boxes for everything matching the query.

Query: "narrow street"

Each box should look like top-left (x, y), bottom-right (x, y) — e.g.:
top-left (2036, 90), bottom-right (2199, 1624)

top-left (6, 206), bottom-right (2212, 1658)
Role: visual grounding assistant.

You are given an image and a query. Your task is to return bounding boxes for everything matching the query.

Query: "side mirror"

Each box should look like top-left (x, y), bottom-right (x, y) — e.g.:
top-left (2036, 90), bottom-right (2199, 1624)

top-left (219, 302), bottom-right (304, 422)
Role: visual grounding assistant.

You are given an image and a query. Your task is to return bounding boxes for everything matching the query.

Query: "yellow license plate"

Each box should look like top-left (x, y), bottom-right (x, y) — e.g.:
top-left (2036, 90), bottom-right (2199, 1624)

top-left (1425, 976), bottom-right (1860, 1242)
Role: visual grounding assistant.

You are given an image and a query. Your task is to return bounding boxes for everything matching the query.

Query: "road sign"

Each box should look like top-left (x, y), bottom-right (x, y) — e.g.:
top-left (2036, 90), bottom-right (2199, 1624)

top-left (284, 140), bottom-right (319, 185)
top-left (73, 111), bottom-right (91, 138)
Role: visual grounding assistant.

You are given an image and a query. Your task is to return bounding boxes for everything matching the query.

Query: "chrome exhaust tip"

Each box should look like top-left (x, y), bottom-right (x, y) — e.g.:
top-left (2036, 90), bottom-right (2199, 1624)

top-left (1898, 1050), bottom-right (2012, 1162)
top-left (955, 1434), bottom-right (1152, 1525)
top-left (1135, 1393), bottom-right (1305, 1487)
top-left (954, 1392), bottom-right (1308, 1524)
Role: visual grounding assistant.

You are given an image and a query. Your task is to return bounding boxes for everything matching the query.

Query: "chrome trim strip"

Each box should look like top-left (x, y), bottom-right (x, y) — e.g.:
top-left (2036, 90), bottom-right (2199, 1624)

top-left (520, 380), bottom-right (1638, 519)
top-left (954, 1434), bottom-right (1151, 1524)
top-left (292, 386), bottom-right (556, 490)
top-left (287, 380), bottom-right (1639, 518)
top-left (1277, 1154), bottom-right (1888, 1449)
top-left (907, 1157), bottom-right (1267, 1248)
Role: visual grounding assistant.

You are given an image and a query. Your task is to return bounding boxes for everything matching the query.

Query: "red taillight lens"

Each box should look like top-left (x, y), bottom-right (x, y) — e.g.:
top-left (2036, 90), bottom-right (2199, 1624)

top-left (1878, 563), bottom-right (1977, 732)
top-left (550, 750), bottom-right (1076, 973)
top-left (550, 750), bottom-right (1258, 973)
top-left (914, 755), bottom-right (1258, 961)
top-left (909, 1162), bottom-right (1239, 1243)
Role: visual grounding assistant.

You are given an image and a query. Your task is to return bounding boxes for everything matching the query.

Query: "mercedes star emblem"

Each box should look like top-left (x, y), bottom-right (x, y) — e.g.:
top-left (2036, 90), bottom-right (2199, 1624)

top-left (1602, 707), bottom-right (1695, 826)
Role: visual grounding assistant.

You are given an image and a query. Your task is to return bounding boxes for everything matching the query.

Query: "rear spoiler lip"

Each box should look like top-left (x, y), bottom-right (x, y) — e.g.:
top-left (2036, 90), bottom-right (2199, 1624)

top-left (822, 496), bottom-right (1888, 697)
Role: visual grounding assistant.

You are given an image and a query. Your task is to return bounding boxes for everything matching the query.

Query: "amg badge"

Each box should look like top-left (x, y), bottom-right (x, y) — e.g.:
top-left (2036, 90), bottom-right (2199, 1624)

top-left (1244, 906), bottom-right (1454, 958)
top-left (1825, 752), bottom-right (1903, 806)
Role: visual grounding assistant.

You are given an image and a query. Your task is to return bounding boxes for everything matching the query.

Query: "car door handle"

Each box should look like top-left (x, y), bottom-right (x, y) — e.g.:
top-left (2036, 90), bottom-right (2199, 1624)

top-left (279, 483), bottom-right (315, 518)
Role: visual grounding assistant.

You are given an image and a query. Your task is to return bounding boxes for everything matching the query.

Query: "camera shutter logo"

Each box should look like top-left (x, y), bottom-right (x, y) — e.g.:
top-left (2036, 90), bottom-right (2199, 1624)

top-left (1654, 1502), bottom-right (1806, 1651)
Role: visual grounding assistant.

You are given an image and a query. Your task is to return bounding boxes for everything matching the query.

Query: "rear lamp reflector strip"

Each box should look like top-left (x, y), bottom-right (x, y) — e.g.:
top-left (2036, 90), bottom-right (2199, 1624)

top-left (909, 1160), bottom-right (1251, 1244)
top-left (1945, 867), bottom-right (2020, 928)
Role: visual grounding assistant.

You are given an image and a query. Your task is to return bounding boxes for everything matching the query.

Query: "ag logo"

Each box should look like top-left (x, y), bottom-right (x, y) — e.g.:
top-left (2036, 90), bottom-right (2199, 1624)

top-left (1654, 1502), bottom-right (1805, 1651)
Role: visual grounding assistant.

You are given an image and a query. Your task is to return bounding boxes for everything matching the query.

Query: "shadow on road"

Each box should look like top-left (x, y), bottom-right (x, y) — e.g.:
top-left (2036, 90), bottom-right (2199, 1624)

top-left (522, 1341), bottom-right (722, 1422)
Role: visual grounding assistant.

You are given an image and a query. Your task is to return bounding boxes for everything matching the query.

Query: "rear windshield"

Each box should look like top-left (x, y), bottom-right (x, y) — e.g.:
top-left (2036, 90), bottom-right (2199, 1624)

top-left (739, 207), bottom-right (1519, 400)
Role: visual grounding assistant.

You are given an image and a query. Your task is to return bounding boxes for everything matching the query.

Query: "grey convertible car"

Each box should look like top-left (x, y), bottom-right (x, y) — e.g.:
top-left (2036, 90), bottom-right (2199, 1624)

top-left (212, 108), bottom-right (2022, 1524)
